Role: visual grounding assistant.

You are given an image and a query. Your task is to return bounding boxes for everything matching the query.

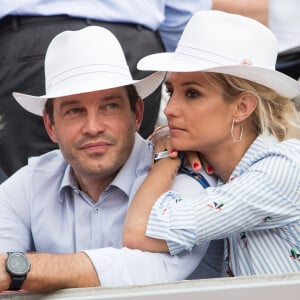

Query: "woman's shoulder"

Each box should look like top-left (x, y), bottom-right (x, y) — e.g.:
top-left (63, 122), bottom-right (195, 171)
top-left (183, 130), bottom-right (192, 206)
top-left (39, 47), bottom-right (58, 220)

top-left (253, 135), bottom-right (300, 159)
top-left (274, 138), bottom-right (300, 157)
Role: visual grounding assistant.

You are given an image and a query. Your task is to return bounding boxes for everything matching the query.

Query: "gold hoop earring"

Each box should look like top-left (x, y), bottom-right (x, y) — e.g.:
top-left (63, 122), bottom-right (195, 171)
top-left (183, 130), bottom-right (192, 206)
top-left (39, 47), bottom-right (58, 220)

top-left (231, 119), bottom-right (243, 143)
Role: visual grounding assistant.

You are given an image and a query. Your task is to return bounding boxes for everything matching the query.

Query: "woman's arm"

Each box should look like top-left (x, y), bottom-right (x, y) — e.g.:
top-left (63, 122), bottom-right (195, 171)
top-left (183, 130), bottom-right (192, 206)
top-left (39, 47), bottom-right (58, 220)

top-left (123, 126), bottom-right (205, 253)
top-left (123, 155), bottom-right (181, 252)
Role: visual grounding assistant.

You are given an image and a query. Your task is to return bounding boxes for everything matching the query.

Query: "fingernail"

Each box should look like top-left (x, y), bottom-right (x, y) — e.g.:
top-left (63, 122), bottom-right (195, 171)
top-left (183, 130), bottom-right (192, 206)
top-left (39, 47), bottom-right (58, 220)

top-left (193, 162), bottom-right (200, 169)
top-left (170, 149), bottom-right (176, 154)
top-left (206, 165), bottom-right (214, 174)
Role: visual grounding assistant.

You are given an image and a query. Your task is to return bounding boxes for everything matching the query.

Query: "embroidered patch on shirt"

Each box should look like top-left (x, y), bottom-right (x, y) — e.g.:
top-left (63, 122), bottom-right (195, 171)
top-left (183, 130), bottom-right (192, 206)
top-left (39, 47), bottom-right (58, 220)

top-left (157, 191), bottom-right (183, 215)
top-left (290, 248), bottom-right (300, 261)
top-left (240, 232), bottom-right (248, 248)
top-left (263, 216), bottom-right (272, 222)
top-left (207, 201), bottom-right (224, 210)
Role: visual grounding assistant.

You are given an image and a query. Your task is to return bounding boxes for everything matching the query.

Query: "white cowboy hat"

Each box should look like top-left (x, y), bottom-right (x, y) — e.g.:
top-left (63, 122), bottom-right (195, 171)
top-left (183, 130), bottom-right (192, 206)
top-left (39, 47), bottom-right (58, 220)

top-left (13, 26), bottom-right (165, 116)
top-left (138, 10), bottom-right (300, 100)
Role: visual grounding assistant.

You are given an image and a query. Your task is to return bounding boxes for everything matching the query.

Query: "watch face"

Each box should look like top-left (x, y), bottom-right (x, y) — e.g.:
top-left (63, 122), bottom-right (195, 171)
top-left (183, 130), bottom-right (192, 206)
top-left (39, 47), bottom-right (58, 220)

top-left (6, 253), bottom-right (30, 276)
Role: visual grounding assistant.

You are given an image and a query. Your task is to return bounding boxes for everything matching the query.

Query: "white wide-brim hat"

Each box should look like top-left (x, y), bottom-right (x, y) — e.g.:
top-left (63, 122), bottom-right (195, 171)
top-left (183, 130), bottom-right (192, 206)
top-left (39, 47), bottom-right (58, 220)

top-left (138, 10), bottom-right (300, 100)
top-left (13, 26), bottom-right (165, 116)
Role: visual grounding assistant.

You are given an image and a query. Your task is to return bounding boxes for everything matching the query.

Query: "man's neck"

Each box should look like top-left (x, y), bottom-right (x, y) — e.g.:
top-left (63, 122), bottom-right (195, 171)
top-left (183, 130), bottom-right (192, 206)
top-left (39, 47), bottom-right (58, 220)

top-left (73, 171), bottom-right (118, 202)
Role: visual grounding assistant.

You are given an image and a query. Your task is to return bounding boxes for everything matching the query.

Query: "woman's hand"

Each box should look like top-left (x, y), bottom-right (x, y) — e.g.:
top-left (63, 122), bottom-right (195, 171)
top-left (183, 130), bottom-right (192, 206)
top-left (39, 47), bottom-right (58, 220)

top-left (149, 125), bottom-right (213, 174)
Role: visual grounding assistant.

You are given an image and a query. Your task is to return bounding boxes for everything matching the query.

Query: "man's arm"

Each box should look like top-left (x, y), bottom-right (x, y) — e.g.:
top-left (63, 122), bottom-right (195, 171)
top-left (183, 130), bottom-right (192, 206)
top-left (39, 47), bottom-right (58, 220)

top-left (84, 244), bottom-right (209, 287)
top-left (0, 242), bottom-right (209, 292)
top-left (0, 252), bottom-right (99, 292)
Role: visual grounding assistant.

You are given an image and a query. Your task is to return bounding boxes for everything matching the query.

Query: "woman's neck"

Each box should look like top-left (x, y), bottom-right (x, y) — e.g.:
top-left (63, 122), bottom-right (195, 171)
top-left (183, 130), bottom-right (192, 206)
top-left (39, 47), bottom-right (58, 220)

top-left (204, 134), bottom-right (256, 182)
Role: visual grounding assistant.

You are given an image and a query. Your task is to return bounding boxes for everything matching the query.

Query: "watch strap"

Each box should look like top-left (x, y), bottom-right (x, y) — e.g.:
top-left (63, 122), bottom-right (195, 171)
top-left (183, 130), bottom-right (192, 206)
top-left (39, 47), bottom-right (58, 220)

top-left (9, 275), bottom-right (26, 291)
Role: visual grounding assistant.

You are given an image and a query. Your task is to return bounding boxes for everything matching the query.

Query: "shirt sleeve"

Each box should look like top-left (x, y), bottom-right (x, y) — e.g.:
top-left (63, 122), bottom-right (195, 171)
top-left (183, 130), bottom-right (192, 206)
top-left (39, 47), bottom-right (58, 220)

top-left (146, 153), bottom-right (300, 255)
top-left (0, 166), bottom-right (33, 252)
top-left (83, 241), bottom-right (208, 287)
top-left (84, 171), bottom-right (215, 287)
top-left (159, 0), bottom-right (212, 51)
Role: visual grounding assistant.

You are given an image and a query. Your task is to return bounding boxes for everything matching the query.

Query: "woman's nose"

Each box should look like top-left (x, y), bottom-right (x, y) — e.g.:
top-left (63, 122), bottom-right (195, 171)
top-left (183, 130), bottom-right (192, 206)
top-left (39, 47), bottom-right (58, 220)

top-left (164, 96), bottom-right (180, 117)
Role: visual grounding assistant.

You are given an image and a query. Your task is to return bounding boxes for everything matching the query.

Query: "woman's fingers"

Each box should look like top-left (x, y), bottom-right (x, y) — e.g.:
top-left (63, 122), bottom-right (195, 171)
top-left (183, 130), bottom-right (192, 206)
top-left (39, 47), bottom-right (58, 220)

top-left (184, 151), bottom-right (202, 171)
top-left (147, 125), bottom-right (170, 144)
top-left (149, 126), bottom-right (215, 175)
top-left (183, 152), bottom-right (214, 174)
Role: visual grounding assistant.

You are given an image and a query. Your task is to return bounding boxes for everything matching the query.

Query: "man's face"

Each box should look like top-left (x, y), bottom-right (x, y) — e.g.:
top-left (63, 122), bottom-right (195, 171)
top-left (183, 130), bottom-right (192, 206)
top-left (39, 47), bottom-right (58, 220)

top-left (43, 87), bottom-right (143, 183)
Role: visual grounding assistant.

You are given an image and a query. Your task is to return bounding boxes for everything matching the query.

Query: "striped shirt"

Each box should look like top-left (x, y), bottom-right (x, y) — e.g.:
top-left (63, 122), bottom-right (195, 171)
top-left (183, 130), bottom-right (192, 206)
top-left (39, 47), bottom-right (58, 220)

top-left (146, 135), bottom-right (300, 276)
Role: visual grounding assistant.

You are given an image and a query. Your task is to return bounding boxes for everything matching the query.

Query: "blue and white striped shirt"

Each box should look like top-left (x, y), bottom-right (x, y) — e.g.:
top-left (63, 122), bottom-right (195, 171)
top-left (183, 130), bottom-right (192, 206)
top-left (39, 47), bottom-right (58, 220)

top-left (146, 135), bottom-right (300, 276)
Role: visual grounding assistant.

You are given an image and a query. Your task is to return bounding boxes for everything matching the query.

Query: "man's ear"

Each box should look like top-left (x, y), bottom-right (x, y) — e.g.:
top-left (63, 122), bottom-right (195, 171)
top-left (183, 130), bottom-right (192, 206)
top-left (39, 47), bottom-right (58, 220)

top-left (134, 97), bottom-right (144, 131)
top-left (43, 110), bottom-right (58, 143)
top-left (233, 93), bottom-right (257, 122)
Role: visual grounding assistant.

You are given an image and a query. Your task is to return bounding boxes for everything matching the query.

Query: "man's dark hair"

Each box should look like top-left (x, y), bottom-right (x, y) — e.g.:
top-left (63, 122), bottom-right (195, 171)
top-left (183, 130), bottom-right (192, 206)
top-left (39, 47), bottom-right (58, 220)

top-left (45, 85), bottom-right (140, 124)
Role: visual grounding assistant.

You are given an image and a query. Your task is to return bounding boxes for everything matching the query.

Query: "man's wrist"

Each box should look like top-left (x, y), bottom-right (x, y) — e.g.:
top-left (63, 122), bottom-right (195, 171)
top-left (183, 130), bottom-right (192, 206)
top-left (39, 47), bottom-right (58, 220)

top-left (0, 253), bottom-right (12, 292)
top-left (5, 252), bottom-right (30, 290)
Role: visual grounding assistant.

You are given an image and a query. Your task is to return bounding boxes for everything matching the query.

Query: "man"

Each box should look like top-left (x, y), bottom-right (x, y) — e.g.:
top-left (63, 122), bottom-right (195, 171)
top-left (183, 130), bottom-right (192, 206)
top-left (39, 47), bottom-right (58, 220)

top-left (0, 0), bottom-right (212, 177)
top-left (0, 26), bottom-right (223, 292)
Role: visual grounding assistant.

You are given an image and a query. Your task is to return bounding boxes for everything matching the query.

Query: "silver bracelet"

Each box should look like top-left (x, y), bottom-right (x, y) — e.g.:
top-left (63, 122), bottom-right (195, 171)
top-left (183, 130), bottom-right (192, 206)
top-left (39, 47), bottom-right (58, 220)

top-left (154, 151), bottom-right (170, 162)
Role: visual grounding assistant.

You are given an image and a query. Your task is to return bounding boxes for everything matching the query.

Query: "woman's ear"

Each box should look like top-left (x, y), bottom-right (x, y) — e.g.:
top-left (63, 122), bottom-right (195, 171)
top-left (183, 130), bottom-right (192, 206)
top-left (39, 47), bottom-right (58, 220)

top-left (43, 110), bottom-right (58, 143)
top-left (233, 93), bottom-right (257, 122)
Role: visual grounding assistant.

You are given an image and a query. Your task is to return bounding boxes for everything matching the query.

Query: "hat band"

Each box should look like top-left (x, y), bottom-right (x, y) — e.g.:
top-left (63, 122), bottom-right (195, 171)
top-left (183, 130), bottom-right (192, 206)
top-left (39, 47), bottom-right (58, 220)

top-left (46, 64), bottom-right (131, 91)
top-left (176, 45), bottom-right (240, 66)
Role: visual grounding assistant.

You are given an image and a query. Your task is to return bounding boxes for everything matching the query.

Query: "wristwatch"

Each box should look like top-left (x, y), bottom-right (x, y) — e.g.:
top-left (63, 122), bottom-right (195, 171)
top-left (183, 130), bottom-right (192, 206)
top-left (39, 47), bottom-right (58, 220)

top-left (5, 252), bottom-right (31, 290)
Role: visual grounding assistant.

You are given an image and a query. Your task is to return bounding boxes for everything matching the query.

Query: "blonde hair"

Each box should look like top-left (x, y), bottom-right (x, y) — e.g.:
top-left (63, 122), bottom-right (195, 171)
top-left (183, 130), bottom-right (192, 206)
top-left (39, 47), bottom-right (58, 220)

top-left (203, 72), bottom-right (300, 141)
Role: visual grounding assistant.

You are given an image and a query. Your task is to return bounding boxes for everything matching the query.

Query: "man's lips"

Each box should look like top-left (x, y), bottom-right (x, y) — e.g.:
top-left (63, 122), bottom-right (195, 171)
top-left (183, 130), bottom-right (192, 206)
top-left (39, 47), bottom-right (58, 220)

top-left (80, 141), bottom-right (113, 150)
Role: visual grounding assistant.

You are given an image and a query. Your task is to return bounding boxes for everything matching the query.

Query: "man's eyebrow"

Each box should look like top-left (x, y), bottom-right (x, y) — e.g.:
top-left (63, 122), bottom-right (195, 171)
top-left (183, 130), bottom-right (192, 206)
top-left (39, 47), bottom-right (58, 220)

top-left (58, 100), bottom-right (80, 110)
top-left (102, 94), bottom-right (123, 101)
top-left (57, 94), bottom-right (124, 109)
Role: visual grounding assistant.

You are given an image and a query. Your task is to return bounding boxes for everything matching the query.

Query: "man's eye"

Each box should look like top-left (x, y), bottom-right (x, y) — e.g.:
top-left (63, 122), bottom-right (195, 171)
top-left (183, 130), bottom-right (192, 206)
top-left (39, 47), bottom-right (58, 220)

top-left (64, 108), bottom-right (82, 115)
top-left (100, 103), bottom-right (121, 115)
top-left (105, 103), bottom-right (119, 109)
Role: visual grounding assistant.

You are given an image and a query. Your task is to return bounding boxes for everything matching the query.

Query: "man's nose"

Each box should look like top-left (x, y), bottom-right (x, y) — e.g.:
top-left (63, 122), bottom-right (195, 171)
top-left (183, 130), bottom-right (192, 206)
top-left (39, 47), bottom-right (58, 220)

top-left (81, 112), bottom-right (105, 136)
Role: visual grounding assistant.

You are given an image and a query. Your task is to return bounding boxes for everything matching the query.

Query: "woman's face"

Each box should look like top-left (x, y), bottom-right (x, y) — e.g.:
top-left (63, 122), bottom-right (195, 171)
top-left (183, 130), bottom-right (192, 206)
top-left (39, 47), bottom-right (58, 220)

top-left (164, 72), bottom-right (236, 154)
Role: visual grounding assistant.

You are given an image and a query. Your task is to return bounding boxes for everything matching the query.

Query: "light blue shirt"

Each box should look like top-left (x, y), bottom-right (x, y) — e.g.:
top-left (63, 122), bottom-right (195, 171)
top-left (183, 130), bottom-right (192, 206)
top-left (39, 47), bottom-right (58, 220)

top-left (0, 0), bottom-right (212, 51)
top-left (0, 133), bottom-right (216, 287)
top-left (146, 135), bottom-right (300, 276)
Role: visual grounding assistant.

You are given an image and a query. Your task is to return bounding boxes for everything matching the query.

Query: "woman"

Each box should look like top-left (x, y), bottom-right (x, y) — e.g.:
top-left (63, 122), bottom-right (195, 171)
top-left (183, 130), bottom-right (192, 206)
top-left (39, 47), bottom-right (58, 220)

top-left (123, 10), bottom-right (300, 276)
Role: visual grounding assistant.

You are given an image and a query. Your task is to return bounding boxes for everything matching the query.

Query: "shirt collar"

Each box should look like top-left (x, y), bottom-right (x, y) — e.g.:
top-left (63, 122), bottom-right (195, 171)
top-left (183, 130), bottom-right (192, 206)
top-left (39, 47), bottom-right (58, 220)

top-left (58, 133), bottom-right (153, 201)
top-left (110, 133), bottom-right (153, 197)
top-left (228, 134), bottom-right (278, 181)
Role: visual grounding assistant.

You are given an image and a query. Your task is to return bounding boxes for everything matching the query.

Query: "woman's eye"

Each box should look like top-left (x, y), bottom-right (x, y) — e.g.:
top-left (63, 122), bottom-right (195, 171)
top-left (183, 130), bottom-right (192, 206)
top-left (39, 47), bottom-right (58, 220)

top-left (165, 88), bottom-right (173, 97)
top-left (186, 89), bottom-right (200, 98)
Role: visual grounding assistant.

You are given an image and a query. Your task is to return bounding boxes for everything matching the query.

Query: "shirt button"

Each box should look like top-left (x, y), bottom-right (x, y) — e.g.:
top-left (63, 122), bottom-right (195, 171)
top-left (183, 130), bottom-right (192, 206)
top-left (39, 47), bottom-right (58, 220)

top-left (94, 207), bottom-right (100, 213)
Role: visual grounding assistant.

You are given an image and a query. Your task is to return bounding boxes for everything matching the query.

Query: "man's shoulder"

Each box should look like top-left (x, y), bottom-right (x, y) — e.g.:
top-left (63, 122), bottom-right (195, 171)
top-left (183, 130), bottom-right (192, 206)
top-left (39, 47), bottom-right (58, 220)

top-left (28, 149), bottom-right (67, 173)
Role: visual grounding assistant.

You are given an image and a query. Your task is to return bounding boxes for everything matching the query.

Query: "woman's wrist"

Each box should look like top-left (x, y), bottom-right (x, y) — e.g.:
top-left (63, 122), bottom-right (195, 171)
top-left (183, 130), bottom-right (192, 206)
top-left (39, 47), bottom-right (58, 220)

top-left (153, 151), bottom-right (181, 171)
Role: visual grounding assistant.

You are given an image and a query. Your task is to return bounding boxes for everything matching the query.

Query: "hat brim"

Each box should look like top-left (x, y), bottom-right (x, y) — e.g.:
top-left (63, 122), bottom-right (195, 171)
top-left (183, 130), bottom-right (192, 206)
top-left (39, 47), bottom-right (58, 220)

top-left (138, 52), bottom-right (300, 100)
top-left (12, 71), bottom-right (165, 116)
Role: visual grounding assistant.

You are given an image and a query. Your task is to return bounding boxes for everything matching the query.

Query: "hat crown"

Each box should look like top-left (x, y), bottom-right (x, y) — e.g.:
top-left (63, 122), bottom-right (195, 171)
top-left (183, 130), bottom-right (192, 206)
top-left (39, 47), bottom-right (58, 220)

top-left (12, 26), bottom-right (165, 116)
top-left (137, 10), bottom-right (300, 99)
top-left (176, 10), bottom-right (278, 70)
top-left (44, 26), bottom-right (132, 97)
